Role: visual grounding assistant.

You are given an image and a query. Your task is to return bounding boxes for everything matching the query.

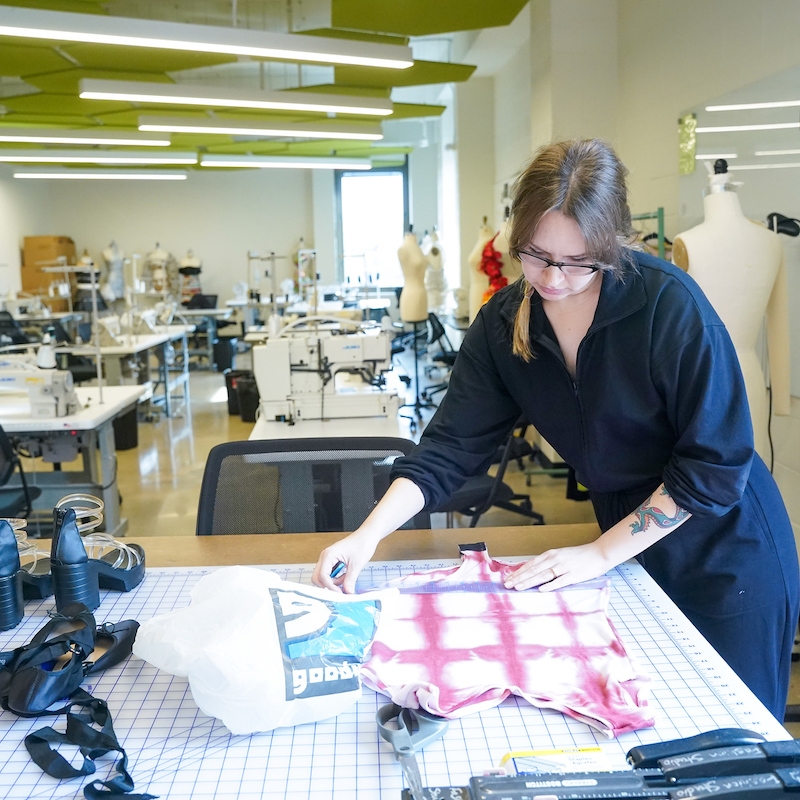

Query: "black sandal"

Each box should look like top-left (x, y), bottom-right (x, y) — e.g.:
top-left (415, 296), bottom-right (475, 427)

top-left (0, 518), bottom-right (23, 631)
top-left (51, 496), bottom-right (145, 613)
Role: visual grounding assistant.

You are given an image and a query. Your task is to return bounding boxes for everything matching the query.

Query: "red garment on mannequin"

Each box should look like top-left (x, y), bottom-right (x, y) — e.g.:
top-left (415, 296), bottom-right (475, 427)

top-left (361, 546), bottom-right (653, 737)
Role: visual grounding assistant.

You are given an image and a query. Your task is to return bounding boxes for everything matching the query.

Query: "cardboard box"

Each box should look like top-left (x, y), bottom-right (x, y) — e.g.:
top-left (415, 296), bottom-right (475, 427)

top-left (23, 235), bottom-right (76, 269)
top-left (21, 235), bottom-right (77, 299)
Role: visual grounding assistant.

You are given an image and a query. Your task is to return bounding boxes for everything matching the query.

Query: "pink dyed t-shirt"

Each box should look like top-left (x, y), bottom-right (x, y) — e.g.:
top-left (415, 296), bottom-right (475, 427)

top-left (361, 545), bottom-right (653, 737)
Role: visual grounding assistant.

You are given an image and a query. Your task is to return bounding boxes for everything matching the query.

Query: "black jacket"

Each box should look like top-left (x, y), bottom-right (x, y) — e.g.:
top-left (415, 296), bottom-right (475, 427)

top-left (392, 249), bottom-right (797, 617)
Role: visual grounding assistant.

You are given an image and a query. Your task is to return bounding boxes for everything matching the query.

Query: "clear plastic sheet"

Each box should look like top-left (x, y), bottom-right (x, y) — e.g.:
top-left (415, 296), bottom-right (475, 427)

top-left (133, 566), bottom-right (395, 734)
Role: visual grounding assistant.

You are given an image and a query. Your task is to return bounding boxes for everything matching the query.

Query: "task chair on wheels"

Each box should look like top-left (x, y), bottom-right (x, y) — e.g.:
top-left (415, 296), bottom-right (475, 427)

top-left (430, 418), bottom-right (545, 528)
top-left (421, 312), bottom-right (458, 402)
top-left (0, 424), bottom-right (41, 518)
top-left (196, 437), bottom-right (430, 535)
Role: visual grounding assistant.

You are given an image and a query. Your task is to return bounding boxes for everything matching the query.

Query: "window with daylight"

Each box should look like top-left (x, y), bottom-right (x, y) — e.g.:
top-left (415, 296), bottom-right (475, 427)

top-left (336, 162), bottom-right (409, 288)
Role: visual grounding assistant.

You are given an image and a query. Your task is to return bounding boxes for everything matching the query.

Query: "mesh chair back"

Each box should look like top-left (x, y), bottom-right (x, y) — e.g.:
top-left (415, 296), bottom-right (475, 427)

top-left (0, 311), bottom-right (31, 345)
top-left (197, 437), bottom-right (429, 535)
top-left (185, 293), bottom-right (218, 310)
top-left (0, 423), bottom-right (40, 518)
top-left (0, 425), bottom-right (15, 486)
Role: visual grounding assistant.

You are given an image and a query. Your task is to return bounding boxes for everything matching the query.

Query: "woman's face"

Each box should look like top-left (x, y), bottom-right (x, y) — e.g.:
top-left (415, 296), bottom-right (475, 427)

top-left (521, 210), bottom-right (601, 303)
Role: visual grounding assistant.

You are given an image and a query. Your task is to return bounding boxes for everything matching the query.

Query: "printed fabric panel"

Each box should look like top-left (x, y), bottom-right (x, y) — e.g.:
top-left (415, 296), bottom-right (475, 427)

top-left (361, 545), bottom-right (653, 737)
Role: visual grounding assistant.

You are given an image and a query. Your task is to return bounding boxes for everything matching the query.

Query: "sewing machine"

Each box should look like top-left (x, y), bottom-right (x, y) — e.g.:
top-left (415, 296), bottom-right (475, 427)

top-left (0, 354), bottom-right (80, 418)
top-left (252, 322), bottom-right (401, 421)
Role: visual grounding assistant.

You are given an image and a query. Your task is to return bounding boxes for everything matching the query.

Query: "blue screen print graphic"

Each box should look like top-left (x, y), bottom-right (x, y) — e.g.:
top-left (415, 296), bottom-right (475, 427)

top-left (271, 588), bottom-right (382, 700)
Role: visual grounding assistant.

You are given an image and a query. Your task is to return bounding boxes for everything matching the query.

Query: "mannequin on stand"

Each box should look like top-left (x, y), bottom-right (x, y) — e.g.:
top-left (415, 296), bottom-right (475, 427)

top-left (423, 229), bottom-right (447, 315)
top-left (397, 229), bottom-right (435, 424)
top-left (101, 241), bottom-right (125, 303)
top-left (673, 160), bottom-right (790, 461)
top-left (468, 217), bottom-right (494, 322)
top-left (494, 213), bottom-right (521, 285)
top-left (398, 230), bottom-right (428, 323)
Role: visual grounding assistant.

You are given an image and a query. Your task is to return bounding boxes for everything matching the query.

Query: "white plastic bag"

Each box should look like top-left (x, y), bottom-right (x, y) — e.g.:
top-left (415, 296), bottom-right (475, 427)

top-left (133, 566), bottom-right (395, 734)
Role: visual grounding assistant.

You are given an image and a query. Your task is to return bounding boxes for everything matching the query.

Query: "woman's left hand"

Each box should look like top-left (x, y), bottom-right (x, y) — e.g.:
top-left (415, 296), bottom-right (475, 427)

top-left (503, 542), bottom-right (611, 592)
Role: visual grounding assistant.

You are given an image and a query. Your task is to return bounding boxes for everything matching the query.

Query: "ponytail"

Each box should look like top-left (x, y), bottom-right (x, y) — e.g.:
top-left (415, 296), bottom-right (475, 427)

top-left (512, 281), bottom-right (534, 361)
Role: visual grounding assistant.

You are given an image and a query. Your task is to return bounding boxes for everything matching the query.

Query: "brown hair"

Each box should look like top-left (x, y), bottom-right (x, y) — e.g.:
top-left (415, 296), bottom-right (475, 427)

top-left (509, 139), bottom-right (637, 360)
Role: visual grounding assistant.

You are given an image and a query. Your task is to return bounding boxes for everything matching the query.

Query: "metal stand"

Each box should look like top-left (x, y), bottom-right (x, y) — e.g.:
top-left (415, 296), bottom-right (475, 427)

top-left (399, 319), bottom-right (436, 430)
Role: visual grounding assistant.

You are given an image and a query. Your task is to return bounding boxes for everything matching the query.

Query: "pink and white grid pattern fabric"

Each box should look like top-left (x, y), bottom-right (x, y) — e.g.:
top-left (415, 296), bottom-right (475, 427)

top-left (361, 546), bottom-right (654, 737)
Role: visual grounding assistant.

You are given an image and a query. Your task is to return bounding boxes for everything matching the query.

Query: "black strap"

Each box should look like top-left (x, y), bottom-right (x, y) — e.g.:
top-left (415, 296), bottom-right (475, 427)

top-left (24, 688), bottom-right (157, 800)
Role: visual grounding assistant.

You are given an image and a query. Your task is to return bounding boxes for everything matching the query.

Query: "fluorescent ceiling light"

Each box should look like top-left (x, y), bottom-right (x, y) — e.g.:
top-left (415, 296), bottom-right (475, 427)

top-left (200, 154), bottom-right (371, 170)
top-left (81, 79), bottom-right (393, 117)
top-left (706, 100), bottom-right (800, 112)
top-left (726, 162), bottom-right (800, 171)
top-left (0, 149), bottom-right (196, 164)
top-left (696, 122), bottom-right (800, 133)
top-left (754, 148), bottom-right (800, 156)
top-left (0, 128), bottom-right (170, 146)
top-left (0, 6), bottom-right (413, 69)
top-left (14, 169), bottom-right (188, 180)
top-left (695, 153), bottom-right (737, 160)
top-left (138, 116), bottom-right (383, 141)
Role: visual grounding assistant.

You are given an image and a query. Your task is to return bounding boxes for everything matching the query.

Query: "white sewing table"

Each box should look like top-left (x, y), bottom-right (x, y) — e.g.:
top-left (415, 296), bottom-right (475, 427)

top-left (0, 527), bottom-right (789, 800)
top-left (61, 327), bottom-right (191, 417)
top-left (0, 385), bottom-right (144, 537)
top-left (175, 308), bottom-right (235, 369)
top-left (249, 410), bottom-right (417, 441)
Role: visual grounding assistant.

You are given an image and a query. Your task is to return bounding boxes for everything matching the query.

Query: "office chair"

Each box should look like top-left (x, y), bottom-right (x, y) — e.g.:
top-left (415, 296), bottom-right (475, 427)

top-left (45, 323), bottom-right (97, 384)
top-left (421, 312), bottom-right (458, 401)
top-left (196, 437), bottom-right (430, 535)
top-left (0, 423), bottom-right (41, 518)
top-left (0, 311), bottom-right (32, 346)
top-left (431, 419), bottom-right (545, 528)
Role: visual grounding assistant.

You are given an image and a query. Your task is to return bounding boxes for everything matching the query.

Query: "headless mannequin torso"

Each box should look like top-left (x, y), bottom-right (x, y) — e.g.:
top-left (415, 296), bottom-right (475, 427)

top-left (468, 219), bottom-right (494, 323)
top-left (398, 232), bottom-right (428, 323)
top-left (673, 166), bottom-right (790, 460)
top-left (423, 230), bottom-right (446, 314)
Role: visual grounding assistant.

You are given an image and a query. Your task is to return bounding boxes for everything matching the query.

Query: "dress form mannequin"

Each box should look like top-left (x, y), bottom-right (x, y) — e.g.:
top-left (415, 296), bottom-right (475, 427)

top-left (398, 230), bottom-right (428, 323)
top-left (147, 242), bottom-right (169, 292)
top-left (494, 216), bottom-right (521, 285)
top-left (468, 217), bottom-right (494, 323)
top-left (423, 229), bottom-right (447, 314)
top-left (673, 161), bottom-right (790, 460)
top-left (102, 241), bottom-right (125, 302)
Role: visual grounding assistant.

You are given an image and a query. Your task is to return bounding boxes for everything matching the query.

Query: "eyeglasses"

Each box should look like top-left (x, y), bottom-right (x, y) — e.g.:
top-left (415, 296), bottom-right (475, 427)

top-left (517, 250), bottom-right (599, 277)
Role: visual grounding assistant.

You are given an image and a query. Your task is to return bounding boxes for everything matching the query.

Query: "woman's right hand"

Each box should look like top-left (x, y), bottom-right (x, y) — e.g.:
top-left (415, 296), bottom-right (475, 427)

top-left (311, 529), bottom-right (379, 593)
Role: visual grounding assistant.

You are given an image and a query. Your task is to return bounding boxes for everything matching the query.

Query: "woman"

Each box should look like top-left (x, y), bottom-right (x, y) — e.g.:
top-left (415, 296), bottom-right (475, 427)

top-left (312, 139), bottom-right (799, 719)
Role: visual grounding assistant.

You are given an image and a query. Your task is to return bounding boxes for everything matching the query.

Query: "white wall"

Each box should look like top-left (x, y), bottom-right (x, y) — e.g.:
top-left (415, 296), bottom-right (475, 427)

top-left (0, 165), bottom-right (52, 295)
top-left (455, 76), bottom-right (496, 290)
top-left (616, 0), bottom-right (800, 231)
top-left (46, 168), bottom-right (313, 300)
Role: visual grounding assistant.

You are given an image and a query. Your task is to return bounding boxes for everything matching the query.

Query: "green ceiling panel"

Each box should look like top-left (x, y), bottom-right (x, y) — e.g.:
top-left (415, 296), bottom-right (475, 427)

top-left (389, 102), bottom-right (446, 119)
top-left (58, 43), bottom-right (237, 73)
top-left (25, 68), bottom-right (174, 94)
top-left (0, 113), bottom-right (95, 126)
top-left (297, 29), bottom-right (410, 46)
top-left (290, 84), bottom-right (391, 99)
top-left (331, 0), bottom-right (528, 35)
top-left (169, 134), bottom-right (234, 148)
top-left (0, 44), bottom-right (72, 77)
top-left (205, 142), bottom-right (291, 156)
top-left (0, 92), bottom-right (130, 115)
top-left (0, 1), bottom-right (106, 12)
top-left (334, 60), bottom-right (475, 89)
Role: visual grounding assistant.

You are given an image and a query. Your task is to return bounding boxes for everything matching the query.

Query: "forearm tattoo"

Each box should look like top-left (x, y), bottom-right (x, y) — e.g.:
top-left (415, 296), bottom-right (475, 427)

top-left (629, 486), bottom-right (689, 535)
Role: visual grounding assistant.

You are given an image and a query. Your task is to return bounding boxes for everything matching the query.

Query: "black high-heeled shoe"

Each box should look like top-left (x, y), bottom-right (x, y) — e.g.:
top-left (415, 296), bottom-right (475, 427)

top-left (0, 605), bottom-right (139, 717)
top-left (51, 507), bottom-right (100, 612)
top-left (6, 518), bottom-right (54, 600)
top-left (51, 506), bottom-right (145, 613)
top-left (0, 519), bottom-right (24, 631)
top-left (0, 602), bottom-right (95, 716)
